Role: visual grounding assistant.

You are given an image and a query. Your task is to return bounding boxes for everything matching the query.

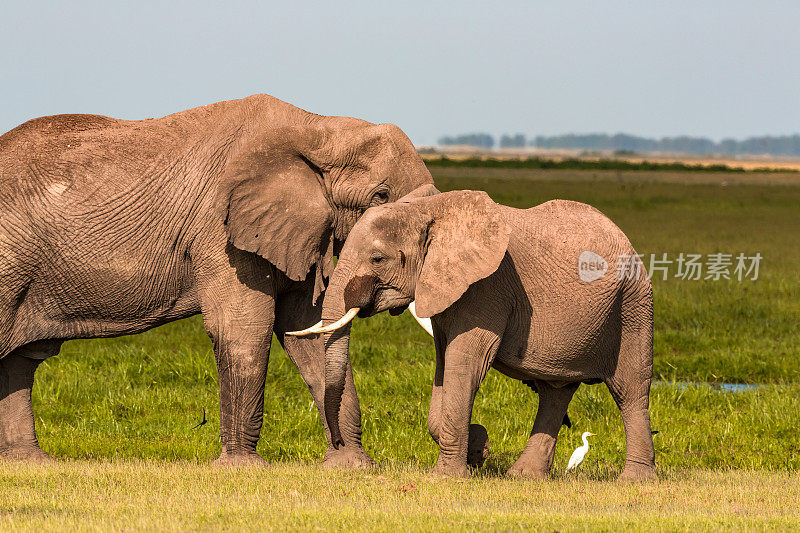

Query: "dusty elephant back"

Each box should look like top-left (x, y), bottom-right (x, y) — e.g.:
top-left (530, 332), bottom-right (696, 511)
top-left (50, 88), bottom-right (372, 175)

top-left (0, 96), bottom-right (298, 239)
top-left (500, 199), bottom-right (645, 376)
top-left (0, 113), bottom-right (122, 149)
top-left (507, 199), bottom-right (636, 283)
top-left (0, 94), bottom-right (306, 181)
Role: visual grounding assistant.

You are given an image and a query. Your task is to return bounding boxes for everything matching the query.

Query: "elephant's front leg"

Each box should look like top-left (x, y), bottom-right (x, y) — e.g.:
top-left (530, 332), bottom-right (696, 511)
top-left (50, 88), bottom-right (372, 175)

top-left (200, 260), bottom-right (276, 465)
top-left (431, 333), bottom-right (499, 477)
top-left (207, 316), bottom-right (273, 465)
top-left (275, 286), bottom-right (374, 468)
top-left (428, 341), bottom-right (489, 468)
top-left (507, 380), bottom-right (579, 478)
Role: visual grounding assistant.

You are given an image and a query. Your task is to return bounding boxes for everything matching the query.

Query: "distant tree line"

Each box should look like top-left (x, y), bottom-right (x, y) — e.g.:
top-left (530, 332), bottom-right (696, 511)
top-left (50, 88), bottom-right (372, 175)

top-left (424, 156), bottom-right (797, 173)
top-left (437, 133), bottom-right (495, 149)
top-left (500, 133), bottom-right (526, 148)
top-left (438, 132), bottom-right (800, 156)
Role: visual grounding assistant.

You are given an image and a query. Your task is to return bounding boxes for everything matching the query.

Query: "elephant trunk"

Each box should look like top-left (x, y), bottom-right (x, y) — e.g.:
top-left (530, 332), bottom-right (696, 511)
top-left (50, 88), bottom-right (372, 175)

top-left (321, 264), bottom-right (356, 449)
top-left (322, 324), bottom-right (351, 449)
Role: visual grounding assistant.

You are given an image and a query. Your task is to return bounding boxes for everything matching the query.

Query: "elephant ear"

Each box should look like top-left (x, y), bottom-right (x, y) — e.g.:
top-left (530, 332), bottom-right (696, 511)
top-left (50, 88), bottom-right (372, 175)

top-left (414, 190), bottom-right (511, 318)
top-left (398, 184), bottom-right (440, 202)
top-left (221, 144), bottom-right (335, 298)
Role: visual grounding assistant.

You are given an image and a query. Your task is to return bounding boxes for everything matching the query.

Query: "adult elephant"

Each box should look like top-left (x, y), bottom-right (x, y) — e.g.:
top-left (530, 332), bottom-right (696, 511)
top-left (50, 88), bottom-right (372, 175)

top-left (0, 94), bottom-right (434, 466)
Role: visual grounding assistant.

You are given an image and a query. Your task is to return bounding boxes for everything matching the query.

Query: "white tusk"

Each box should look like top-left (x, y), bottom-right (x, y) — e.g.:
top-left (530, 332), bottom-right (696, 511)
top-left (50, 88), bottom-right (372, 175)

top-left (408, 301), bottom-right (433, 337)
top-left (284, 320), bottom-right (323, 337)
top-left (286, 308), bottom-right (360, 336)
top-left (314, 307), bottom-right (360, 334)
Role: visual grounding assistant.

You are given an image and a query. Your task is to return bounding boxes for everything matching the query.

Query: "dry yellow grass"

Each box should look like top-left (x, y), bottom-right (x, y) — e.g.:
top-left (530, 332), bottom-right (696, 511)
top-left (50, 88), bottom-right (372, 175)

top-left (428, 166), bottom-right (800, 186)
top-left (421, 150), bottom-right (800, 172)
top-left (1, 462), bottom-right (798, 531)
top-left (619, 156), bottom-right (800, 172)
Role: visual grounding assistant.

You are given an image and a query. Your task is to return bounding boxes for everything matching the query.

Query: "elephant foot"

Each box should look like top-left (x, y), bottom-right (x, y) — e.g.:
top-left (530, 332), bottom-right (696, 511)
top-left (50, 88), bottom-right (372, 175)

top-left (322, 446), bottom-right (376, 470)
top-left (619, 462), bottom-right (658, 482)
top-left (467, 424), bottom-right (490, 467)
top-left (506, 462), bottom-right (549, 479)
top-left (0, 445), bottom-right (53, 463)
top-left (430, 461), bottom-right (469, 478)
top-left (212, 450), bottom-right (268, 467)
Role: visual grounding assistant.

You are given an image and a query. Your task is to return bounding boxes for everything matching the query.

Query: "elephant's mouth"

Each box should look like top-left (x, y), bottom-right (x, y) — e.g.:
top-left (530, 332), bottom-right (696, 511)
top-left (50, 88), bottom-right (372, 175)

top-left (356, 305), bottom-right (375, 319)
top-left (389, 304), bottom-right (409, 316)
top-left (357, 292), bottom-right (412, 319)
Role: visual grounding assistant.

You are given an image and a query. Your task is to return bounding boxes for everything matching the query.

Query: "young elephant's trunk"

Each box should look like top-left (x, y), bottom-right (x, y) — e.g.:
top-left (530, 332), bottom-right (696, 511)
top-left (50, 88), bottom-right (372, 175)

top-left (321, 265), bottom-right (356, 449)
top-left (322, 324), bottom-right (351, 448)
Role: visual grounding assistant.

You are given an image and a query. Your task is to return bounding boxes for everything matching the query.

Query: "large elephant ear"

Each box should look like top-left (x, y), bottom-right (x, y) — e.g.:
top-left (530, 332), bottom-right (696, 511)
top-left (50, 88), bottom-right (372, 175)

top-left (414, 190), bottom-right (511, 318)
top-left (398, 184), bottom-right (440, 202)
top-left (221, 142), bottom-right (335, 294)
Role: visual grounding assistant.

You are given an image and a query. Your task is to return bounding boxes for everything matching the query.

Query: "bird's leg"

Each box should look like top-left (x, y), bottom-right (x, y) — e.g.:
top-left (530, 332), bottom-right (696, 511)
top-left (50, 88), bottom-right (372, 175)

top-left (507, 380), bottom-right (579, 479)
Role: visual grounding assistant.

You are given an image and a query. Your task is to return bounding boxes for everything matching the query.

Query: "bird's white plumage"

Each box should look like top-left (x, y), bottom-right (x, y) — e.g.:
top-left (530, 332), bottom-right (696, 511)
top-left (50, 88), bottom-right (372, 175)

top-left (566, 431), bottom-right (596, 472)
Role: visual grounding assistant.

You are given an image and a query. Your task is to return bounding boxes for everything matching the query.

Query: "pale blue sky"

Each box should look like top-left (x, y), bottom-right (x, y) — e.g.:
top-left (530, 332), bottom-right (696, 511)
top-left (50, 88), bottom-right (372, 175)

top-left (1, 1), bottom-right (798, 145)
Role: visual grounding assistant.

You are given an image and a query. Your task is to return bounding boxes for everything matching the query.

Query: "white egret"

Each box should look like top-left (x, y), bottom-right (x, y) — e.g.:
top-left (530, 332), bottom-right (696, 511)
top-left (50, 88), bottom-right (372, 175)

top-left (565, 431), bottom-right (596, 472)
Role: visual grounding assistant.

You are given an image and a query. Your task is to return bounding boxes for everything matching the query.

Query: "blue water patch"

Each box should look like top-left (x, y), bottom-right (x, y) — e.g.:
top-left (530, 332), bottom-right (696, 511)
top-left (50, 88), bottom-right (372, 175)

top-left (717, 383), bottom-right (761, 392)
top-left (654, 381), bottom-right (761, 392)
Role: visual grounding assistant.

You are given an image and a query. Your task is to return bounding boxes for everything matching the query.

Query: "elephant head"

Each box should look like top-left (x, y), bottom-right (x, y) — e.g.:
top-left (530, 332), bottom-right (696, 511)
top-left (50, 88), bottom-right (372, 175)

top-left (219, 117), bottom-right (436, 302)
top-left (305, 190), bottom-right (511, 447)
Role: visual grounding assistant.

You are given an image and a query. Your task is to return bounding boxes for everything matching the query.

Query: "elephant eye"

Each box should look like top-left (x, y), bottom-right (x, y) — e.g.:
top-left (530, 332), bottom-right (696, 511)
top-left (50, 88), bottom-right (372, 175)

top-left (370, 253), bottom-right (385, 265)
top-left (372, 190), bottom-right (389, 204)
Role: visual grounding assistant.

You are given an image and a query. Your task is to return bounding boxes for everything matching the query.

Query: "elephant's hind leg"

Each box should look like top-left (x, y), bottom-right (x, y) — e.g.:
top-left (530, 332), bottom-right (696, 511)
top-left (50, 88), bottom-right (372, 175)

top-left (507, 380), bottom-right (579, 479)
top-left (0, 351), bottom-right (51, 462)
top-left (605, 310), bottom-right (657, 481)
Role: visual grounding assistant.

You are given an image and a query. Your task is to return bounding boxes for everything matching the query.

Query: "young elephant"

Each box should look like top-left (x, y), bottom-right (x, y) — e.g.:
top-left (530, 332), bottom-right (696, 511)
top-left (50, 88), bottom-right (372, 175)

top-left (302, 190), bottom-right (656, 480)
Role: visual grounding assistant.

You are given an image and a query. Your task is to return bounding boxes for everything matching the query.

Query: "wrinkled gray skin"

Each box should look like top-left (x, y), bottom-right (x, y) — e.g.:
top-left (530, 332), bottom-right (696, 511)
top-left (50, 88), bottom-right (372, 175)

top-left (0, 94), bottom-right (433, 465)
top-left (322, 190), bottom-right (656, 480)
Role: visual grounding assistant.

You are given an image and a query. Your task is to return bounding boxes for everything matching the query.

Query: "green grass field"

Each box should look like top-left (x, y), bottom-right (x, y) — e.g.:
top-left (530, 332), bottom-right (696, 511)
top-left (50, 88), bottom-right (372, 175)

top-left (3, 167), bottom-right (800, 530)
